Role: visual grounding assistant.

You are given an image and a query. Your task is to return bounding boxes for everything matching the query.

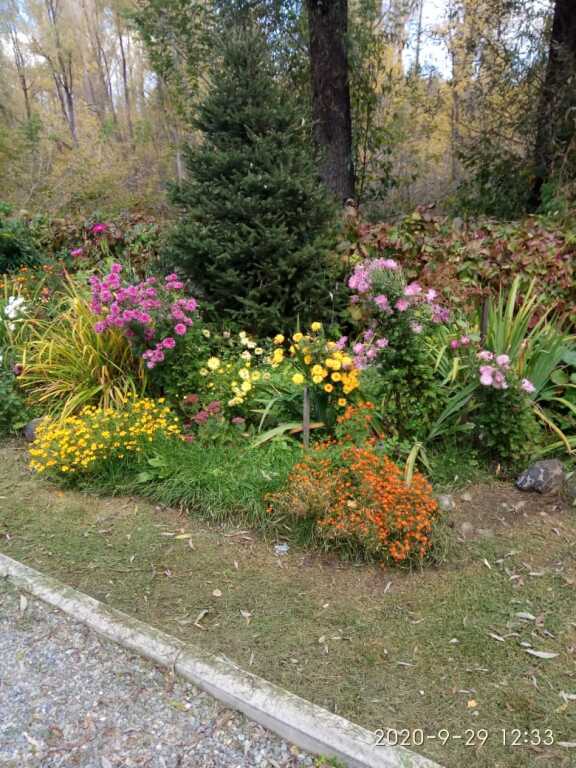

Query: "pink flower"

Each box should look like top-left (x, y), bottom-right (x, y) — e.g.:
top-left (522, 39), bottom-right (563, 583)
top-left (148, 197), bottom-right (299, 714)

top-left (411, 322), bottom-right (423, 334)
top-left (376, 338), bottom-right (389, 349)
top-left (395, 298), bottom-right (410, 312)
top-left (374, 294), bottom-right (390, 310)
top-left (174, 323), bottom-right (187, 336)
top-left (381, 259), bottom-right (399, 270)
top-left (492, 370), bottom-right (508, 389)
top-left (94, 321), bottom-right (107, 333)
top-left (477, 350), bottom-right (494, 361)
top-left (495, 354), bottom-right (510, 368)
top-left (70, 247), bottom-right (84, 258)
top-left (404, 282), bottom-right (422, 297)
top-left (353, 342), bottom-right (364, 355)
top-left (183, 394), bottom-right (199, 405)
top-left (425, 289), bottom-right (438, 303)
top-left (91, 223), bottom-right (108, 235)
top-left (460, 335), bottom-right (471, 346)
top-left (335, 336), bottom-right (348, 350)
top-left (232, 416), bottom-right (245, 425)
top-left (450, 339), bottom-right (460, 350)
top-left (479, 365), bottom-right (495, 386)
top-left (162, 337), bottom-right (176, 349)
top-left (521, 378), bottom-right (536, 394)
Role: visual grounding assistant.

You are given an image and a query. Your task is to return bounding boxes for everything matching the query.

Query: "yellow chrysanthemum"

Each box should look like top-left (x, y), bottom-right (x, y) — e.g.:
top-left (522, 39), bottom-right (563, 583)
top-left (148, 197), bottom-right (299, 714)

top-left (292, 373), bottom-right (305, 385)
top-left (273, 334), bottom-right (285, 345)
top-left (293, 332), bottom-right (304, 343)
top-left (311, 322), bottom-right (322, 332)
top-left (207, 357), bottom-right (221, 371)
top-left (324, 383), bottom-right (334, 393)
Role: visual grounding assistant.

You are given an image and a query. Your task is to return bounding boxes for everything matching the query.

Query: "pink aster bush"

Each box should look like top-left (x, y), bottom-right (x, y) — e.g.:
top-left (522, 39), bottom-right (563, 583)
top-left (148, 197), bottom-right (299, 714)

top-left (89, 265), bottom-right (198, 369)
top-left (347, 257), bottom-right (449, 371)
top-left (346, 257), bottom-right (450, 437)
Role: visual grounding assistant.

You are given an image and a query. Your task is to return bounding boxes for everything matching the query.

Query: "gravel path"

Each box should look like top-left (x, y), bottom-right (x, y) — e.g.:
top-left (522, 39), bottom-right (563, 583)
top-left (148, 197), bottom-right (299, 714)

top-left (0, 579), bottom-right (316, 768)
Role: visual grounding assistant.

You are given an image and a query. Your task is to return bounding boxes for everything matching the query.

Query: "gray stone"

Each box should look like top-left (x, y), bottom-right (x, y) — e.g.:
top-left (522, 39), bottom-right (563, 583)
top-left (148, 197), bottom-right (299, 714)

top-left (516, 459), bottom-right (565, 495)
top-left (477, 528), bottom-right (495, 539)
top-left (437, 494), bottom-right (456, 512)
top-left (459, 522), bottom-right (475, 539)
top-left (23, 418), bottom-right (45, 443)
top-left (565, 475), bottom-right (576, 504)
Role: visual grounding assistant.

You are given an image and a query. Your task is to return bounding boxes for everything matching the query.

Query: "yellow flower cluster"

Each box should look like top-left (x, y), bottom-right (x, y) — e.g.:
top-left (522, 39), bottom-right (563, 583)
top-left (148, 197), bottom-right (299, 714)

top-left (199, 331), bottom-right (271, 407)
top-left (275, 323), bottom-right (360, 407)
top-left (29, 397), bottom-right (180, 476)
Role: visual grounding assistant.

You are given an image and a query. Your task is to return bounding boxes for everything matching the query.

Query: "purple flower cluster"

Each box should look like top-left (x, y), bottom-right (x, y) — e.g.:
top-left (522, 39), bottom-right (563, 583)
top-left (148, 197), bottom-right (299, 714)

top-left (476, 350), bottom-right (536, 394)
top-left (352, 327), bottom-right (389, 369)
top-left (348, 258), bottom-right (449, 327)
top-left (90, 264), bottom-right (198, 369)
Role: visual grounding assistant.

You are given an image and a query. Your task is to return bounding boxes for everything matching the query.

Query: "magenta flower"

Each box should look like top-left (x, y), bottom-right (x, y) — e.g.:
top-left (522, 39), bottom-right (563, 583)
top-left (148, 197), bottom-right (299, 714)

top-left (94, 321), bottom-right (107, 333)
top-left (162, 337), bottom-right (176, 349)
top-left (404, 282), bottom-right (422, 297)
top-left (70, 247), bottom-right (84, 258)
top-left (479, 365), bottom-right (495, 386)
top-left (376, 338), bottom-right (389, 349)
top-left (425, 288), bottom-right (438, 303)
top-left (492, 370), bottom-right (508, 389)
top-left (495, 354), bottom-right (511, 368)
top-left (174, 323), bottom-right (187, 336)
top-left (450, 339), bottom-right (460, 350)
top-left (91, 223), bottom-right (108, 235)
top-left (373, 294), bottom-right (390, 310)
top-left (521, 378), bottom-right (536, 394)
top-left (477, 350), bottom-right (494, 361)
top-left (232, 416), bottom-right (245, 425)
top-left (335, 336), bottom-right (348, 350)
top-left (460, 335), bottom-right (471, 346)
top-left (395, 298), bottom-right (410, 312)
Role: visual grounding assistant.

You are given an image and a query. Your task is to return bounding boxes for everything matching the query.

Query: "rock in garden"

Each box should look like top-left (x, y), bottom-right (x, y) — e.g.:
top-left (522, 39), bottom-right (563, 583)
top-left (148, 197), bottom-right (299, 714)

top-left (437, 494), bottom-right (456, 512)
top-left (516, 459), bottom-right (565, 495)
top-left (460, 522), bottom-right (475, 539)
top-left (564, 475), bottom-right (576, 504)
top-left (23, 418), bottom-right (45, 443)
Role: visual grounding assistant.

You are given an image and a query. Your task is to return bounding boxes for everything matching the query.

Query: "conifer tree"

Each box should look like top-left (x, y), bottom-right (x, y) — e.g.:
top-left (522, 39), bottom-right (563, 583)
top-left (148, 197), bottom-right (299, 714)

top-left (166, 25), bottom-right (341, 335)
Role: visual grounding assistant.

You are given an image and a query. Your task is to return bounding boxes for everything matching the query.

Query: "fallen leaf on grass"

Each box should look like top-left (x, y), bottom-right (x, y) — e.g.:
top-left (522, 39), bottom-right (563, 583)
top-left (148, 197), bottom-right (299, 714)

top-left (560, 692), bottom-right (576, 702)
top-left (524, 649), bottom-right (559, 659)
top-left (240, 610), bottom-right (252, 625)
top-left (558, 742), bottom-right (576, 749)
top-left (482, 559), bottom-right (492, 570)
top-left (174, 533), bottom-right (192, 540)
top-left (194, 609), bottom-right (209, 630)
top-left (516, 612), bottom-right (536, 621)
top-left (212, 589), bottom-right (222, 598)
top-left (467, 699), bottom-right (478, 709)
top-left (488, 632), bottom-right (506, 642)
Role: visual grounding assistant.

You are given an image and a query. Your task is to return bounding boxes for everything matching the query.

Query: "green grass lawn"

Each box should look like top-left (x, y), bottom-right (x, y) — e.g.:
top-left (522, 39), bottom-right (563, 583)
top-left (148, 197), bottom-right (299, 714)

top-left (0, 441), bottom-right (575, 768)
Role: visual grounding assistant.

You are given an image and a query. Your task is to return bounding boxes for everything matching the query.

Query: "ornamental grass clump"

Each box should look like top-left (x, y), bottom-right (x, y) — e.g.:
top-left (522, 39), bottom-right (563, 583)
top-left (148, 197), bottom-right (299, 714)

top-left (268, 405), bottom-right (438, 564)
top-left (29, 397), bottom-right (180, 478)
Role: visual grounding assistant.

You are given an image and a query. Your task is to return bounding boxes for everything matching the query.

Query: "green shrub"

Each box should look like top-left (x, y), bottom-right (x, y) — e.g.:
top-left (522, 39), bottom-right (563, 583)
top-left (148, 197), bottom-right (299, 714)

top-left (164, 26), bottom-right (342, 335)
top-left (0, 204), bottom-right (43, 274)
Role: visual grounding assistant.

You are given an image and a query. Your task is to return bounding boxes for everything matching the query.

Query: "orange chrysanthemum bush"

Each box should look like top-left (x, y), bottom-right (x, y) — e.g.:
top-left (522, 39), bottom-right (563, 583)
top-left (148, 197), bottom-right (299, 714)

top-left (268, 404), bottom-right (439, 564)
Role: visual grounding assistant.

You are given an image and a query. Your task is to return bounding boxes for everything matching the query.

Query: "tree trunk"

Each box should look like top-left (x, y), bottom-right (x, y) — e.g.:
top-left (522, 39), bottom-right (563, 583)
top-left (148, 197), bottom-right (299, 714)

top-left (305, 0), bottom-right (355, 202)
top-left (531, 0), bottom-right (576, 208)
top-left (116, 14), bottom-right (134, 145)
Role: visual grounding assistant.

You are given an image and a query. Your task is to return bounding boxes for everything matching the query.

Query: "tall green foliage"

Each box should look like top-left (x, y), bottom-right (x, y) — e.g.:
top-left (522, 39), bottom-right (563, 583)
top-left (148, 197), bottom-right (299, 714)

top-left (165, 26), bottom-right (341, 335)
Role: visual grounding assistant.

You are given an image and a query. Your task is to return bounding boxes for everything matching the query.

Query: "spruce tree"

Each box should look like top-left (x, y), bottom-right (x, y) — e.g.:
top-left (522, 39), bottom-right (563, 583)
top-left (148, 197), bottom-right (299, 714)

top-left (166, 25), bottom-right (341, 336)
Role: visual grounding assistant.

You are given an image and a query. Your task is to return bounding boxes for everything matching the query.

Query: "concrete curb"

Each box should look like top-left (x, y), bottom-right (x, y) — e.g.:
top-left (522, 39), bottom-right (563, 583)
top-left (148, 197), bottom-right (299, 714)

top-left (0, 552), bottom-right (442, 768)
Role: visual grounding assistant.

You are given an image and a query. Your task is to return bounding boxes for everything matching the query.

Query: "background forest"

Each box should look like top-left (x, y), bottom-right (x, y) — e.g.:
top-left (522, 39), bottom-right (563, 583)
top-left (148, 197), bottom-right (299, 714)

top-left (0, 0), bottom-right (574, 219)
